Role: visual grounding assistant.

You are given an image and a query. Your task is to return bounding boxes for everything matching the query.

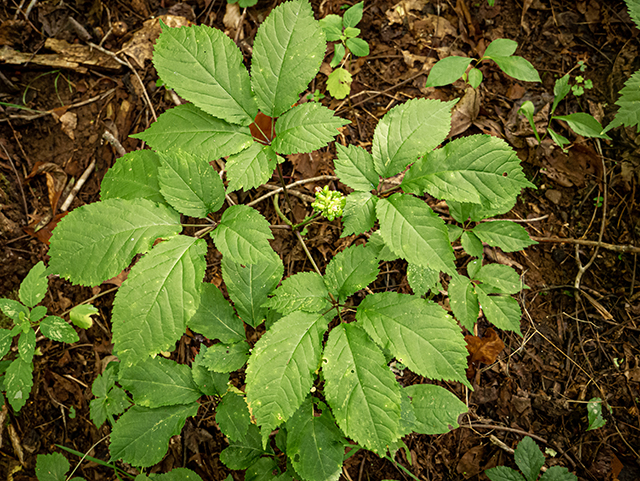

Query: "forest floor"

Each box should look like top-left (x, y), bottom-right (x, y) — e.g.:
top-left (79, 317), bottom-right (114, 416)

top-left (1, 0), bottom-right (640, 480)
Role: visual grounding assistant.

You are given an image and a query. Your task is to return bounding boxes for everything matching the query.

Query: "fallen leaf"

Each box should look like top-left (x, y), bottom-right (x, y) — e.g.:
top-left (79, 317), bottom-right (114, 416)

top-left (25, 162), bottom-right (67, 212)
top-left (59, 111), bottom-right (77, 140)
top-left (122, 15), bottom-right (192, 68)
top-left (465, 328), bottom-right (505, 365)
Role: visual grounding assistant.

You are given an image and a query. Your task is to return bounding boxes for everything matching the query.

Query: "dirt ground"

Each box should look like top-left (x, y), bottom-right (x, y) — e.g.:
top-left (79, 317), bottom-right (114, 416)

top-left (1, 0), bottom-right (640, 479)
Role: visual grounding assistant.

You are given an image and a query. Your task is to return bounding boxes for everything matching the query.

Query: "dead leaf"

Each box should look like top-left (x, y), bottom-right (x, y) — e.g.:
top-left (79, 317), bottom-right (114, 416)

top-left (385, 0), bottom-right (427, 25)
top-left (448, 87), bottom-right (480, 138)
top-left (122, 15), bottom-right (192, 68)
top-left (250, 112), bottom-right (275, 145)
top-left (223, 2), bottom-right (243, 32)
top-left (466, 328), bottom-right (505, 365)
top-left (25, 162), bottom-right (67, 212)
top-left (23, 212), bottom-right (68, 245)
top-left (401, 49), bottom-right (427, 68)
top-left (456, 445), bottom-right (485, 479)
top-left (58, 111), bottom-right (77, 140)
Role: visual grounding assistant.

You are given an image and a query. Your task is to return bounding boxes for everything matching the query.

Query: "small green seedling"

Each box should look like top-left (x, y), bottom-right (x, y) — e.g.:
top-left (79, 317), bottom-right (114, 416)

top-left (586, 397), bottom-right (607, 431)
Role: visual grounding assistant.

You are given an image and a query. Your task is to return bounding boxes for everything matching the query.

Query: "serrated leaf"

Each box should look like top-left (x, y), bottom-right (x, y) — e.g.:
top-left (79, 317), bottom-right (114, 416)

top-left (365, 230), bottom-right (398, 262)
top-left (425, 56), bottom-right (472, 88)
top-left (626, 0), bottom-right (640, 29)
top-left (540, 466), bottom-right (578, 481)
top-left (30, 305), bottom-right (47, 324)
top-left (69, 304), bottom-right (98, 329)
top-left (222, 252), bottom-right (283, 327)
top-left (323, 323), bottom-right (402, 454)
top-left (158, 150), bottom-right (225, 218)
top-left (376, 193), bottom-right (455, 274)
top-left (211, 205), bottom-right (274, 265)
top-left (341, 192), bottom-right (378, 237)
top-left (119, 357), bottom-right (201, 408)
top-left (18, 329), bottom-right (35, 363)
top-left (192, 345), bottom-right (229, 396)
top-left (110, 403), bottom-right (199, 467)
top-left (552, 74), bottom-right (571, 115)
top-left (448, 274), bottom-right (479, 332)
top-left (402, 135), bottom-right (534, 212)
top-left (188, 283), bottom-right (245, 343)
top-left (19, 261), bottom-right (47, 308)
top-left (372, 98), bottom-right (455, 178)
top-left (36, 452), bottom-right (70, 481)
top-left (131, 103), bottom-right (253, 159)
top-left (334, 144), bottom-right (378, 192)
top-left (476, 286), bottom-right (522, 335)
top-left (220, 424), bottom-right (273, 470)
top-left (286, 398), bottom-right (344, 481)
top-left (553, 113), bottom-right (611, 139)
top-left (586, 397), bottom-right (606, 431)
top-left (202, 341), bottom-right (250, 372)
top-left (5, 357), bottom-right (33, 412)
top-left (251, 0), bottom-right (326, 117)
top-left (461, 231), bottom-right (484, 258)
top-left (476, 264), bottom-right (522, 294)
top-left (273, 103), bottom-right (349, 155)
top-left (490, 56), bottom-right (541, 82)
top-left (226, 143), bottom-right (278, 193)
top-left (472, 221), bottom-right (537, 252)
top-left (112, 236), bottom-right (207, 367)
top-left (343, 2), bottom-right (364, 28)
top-left (407, 263), bottom-right (440, 296)
top-left (40, 316), bottom-right (79, 343)
top-left (0, 299), bottom-right (28, 323)
top-left (90, 385), bottom-right (130, 427)
top-left (153, 24), bottom-right (257, 126)
top-left (447, 224), bottom-right (463, 242)
top-left (324, 244), bottom-right (379, 302)
top-left (217, 393), bottom-right (251, 441)
top-left (319, 14), bottom-right (343, 41)
top-left (263, 271), bottom-right (331, 315)
top-left (467, 258), bottom-right (482, 278)
top-left (245, 457), bottom-right (278, 481)
top-left (357, 292), bottom-right (470, 387)
top-left (346, 37), bottom-right (369, 57)
top-left (154, 468), bottom-right (204, 481)
top-left (48, 198), bottom-right (181, 287)
top-left (0, 328), bottom-right (13, 358)
top-left (246, 312), bottom-right (328, 441)
top-left (100, 150), bottom-right (165, 204)
top-left (606, 69), bottom-right (640, 133)
top-left (326, 68), bottom-right (352, 100)
top-left (484, 38), bottom-right (517, 57)
top-left (486, 466), bottom-right (527, 481)
top-left (404, 384), bottom-right (468, 434)
top-left (514, 437), bottom-right (545, 481)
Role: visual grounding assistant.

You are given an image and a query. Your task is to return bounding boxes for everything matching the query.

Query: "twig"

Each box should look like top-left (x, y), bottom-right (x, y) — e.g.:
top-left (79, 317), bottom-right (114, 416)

top-left (262, 184), bottom-right (315, 203)
top-left (465, 423), bottom-right (547, 444)
top-left (59, 158), bottom-right (96, 212)
top-left (102, 130), bottom-right (126, 157)
top-left (486, 214), bottom-right (549, 223)
top-left (530, 236), bottom-right (640, 254)
top-left (0, 142), bottom-right (29, 224)
top-left (247, 175), bottom-right (338, 207)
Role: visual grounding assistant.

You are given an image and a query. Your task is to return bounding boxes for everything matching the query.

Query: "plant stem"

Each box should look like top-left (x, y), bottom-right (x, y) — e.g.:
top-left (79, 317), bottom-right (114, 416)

top-left (295, 230), bottom-right (322, 277)
top-left (276, 163), bottom-right (296, 224)
top-left (273, 194), bottom-right (293, 227)
top-left (383, 455), bottom-right (421, 481)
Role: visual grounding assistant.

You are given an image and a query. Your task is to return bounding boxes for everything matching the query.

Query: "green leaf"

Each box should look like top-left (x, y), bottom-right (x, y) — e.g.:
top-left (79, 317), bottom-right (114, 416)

top-left (48, 198), bottom-right (181, 287)
top-left (343, 27), bottom-right (360, 38)
top-left (625, 0), bottom-right (640, 29)
top-left (548, 128), bottom-right (570, 150)
top-left (0, 299), bottom-right (28, 323)
top-left (323, 323), bottom-right (402, 454)
top-left (188, 283), bottom-right (245, 343)
top-left (472, 221), bottom-right (537, 252)
top-left (36, 452), bottom-right (70, 481)
top-left (461, 231), bottom-right (484, 258)
top-left (5, 357), bottom-right (33, 412)
top-left (468, 67), bottom-right (483, 88)
top-left (490, 56), bottom-right (541, 82)
top-left (100, 150), bottom-right (165, 204)
top-left (605, 69), bottom-right (640, 133)
top-left (211, 205), bottom-right (275, 265)
top-left (447, 224), bottom-right (463, 242)
top-left (402, 135), bottom-right (534, 213)
top-left (112, 236), bottom-right (207, 367)
top-left (514, 436), bottom-right (545, 481)
top-left (286, 398), bottom-right (345, 481)
top-left (330, 43), bottom-right (346, 68)
top-left (246, 312), bottom-right (328, 440)
top-left (343, 2), bottom-right (364, 28)
top-left (448, 274), bottom-right (479, 332)
top-left (220, 424), bottom-right (273, 470)
top-left (90, 385), bottom-right (130, 427)
top-left (245, 458), bottom-right (278, 481)
top-left (18, 329), bottom-right (35, 363)
top-left (158, 150), bottom-right (225, 218)
top-left (476, 286), bottom-right (522, 335)
top-left (356, 292), bottom-right (470, 387)
top-left (192, 345), bottom-right (229, 396)
top-left (324, 244), bottom-right (379, 302)
top-left (29, 305), bottom-right (47, 323)
top-left (0, 328), bottom-right (13, 358)
top-left (404, 384), bottom-right (468, 434)
top-left (372, 98), bottom-right (456, 178)
top-left (40, 316), bottom-right (79, 343)
top-left (586, 397), bottom-right (607, 431)
top-left (376, 193), bottom-right (455, 274)
top-left (484, 38), bottom-right (517, 57)
top-left (69, 304), bottom-right (98, 329)
top-left (407, 263), bottom-right (440, 296)
top-left (154, 468), bottom-right (204, 481)
top-left (519, 101), bottom-right (539, 142)
top-left (539, 466), bottom-right (578, 481)
top-left (319, 14), bottom-right (343, 41)
top-left (251, 0), bottom-right (326, 117)
top-left (119, 357), bottom-right (201, 408)
top-left (226, 143), bottom-right (278, 193)
top-left (365, 230), bottom-right (398, 262)
top-left (553, 113), bottom-right (611, 139)
top-left (216, 393), bottom-right (251, 441)
top-left (425, 56), bottom-right (472, 88)
top-left (110, 403), bottom-right (199, 467)
top-left (486, 466), bottom-right (527, 481)
top-left (153, 23), bottom-right (257, 126)
top-left (273, 103), bottom-right (349, 155)
top-left (263, 271), bottom-right (331, 315)
top-left (222, 252), bottom-right (283, 327)
top-left (131, 103), bottom-right (253, 159)
top-left (341, 192), bottom-right (378, 237)
top-left (345, 37), bottom-right (369, 57)
top-left (19, 261), bottom-right (47, 308)
top-left (476, 263), bottom-right (522, 294)
top-left (467, 258), bottom-right (482, 278)
top-left (334, 144), bottom-right (378, 192)
top-left (552, 74), bottom-right (571, 114)
top-left (327, 68), bottom-right (353, 100)
top-left (202, 341), bottom-right (250, 372)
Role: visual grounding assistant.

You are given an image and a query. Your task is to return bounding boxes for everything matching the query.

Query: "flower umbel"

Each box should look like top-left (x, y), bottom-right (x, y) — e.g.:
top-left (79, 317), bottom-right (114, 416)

top-left (311, 186), bottom-right (346, 221)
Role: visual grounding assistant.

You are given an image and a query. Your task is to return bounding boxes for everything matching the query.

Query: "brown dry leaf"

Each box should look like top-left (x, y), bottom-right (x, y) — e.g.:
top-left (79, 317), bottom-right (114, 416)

top-left (58, 111), bottom-right (77, 140)
top-left (456, 445), bottom-right (485, 479)
top-left (465, 328), bottom-right (505, 365)
top-left (24, 212), bottom-right (68, 245)
top-left (401, 49), bottom-right (427, 68)
top-left (540, 142), bottom-right (601, 188)
top-left (122, 15), bottom-right (192, 68)
top-left (8, 424), bottom-right (25, 466)
top-left (448, 87), bottom-right (480, 138)
top-left (385, 0), bottom-right (427, 25)
top-left (223, 2), bottom-right (243, 33)
top-left (103, 269), bottom-right (129, 288)
top-left (25, 162), bottom-right (67, 212)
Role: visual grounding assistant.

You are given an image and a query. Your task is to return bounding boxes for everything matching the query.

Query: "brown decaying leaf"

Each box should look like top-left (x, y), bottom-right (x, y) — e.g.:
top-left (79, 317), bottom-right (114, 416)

top-left (25, 161), bottom-right (67, 213)
top-left (250, 112), bottom-right (275, 145)
top-left (465, 328), bottom-right (505, 365)
top-left (122, 15), bottom-right (191, 68)
top-left (23, 212), bottom-right (68, 245)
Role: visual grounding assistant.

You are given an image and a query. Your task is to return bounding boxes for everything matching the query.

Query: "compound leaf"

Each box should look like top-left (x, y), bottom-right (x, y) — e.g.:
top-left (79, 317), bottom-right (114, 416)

top-left (19, 261), bottom-right (47, 308)
top-left (202, 341), bottom-right (250, 372)
top-left (153, 24), bottom-right (257, 126)
top-left (245, 312), bottom-right (328, 442)
top-left (263, 271), bottom-right (331, 316)
top-left (112, 236), bottom-right (207, 367)
top-left (476, 286), bottom-right (522, 335)
top-left (18, 329), bottom-right (35, 364)
top-left (476, 264), bottom-right (522, 295)
top-left (404, 384), bottom-right (468, 434)
top-left (448, 274), bottom-right (479, 332)
top-left (132, 103), bottom-right (253, 159)
top-left (192, 345), bottom-right (230, 396)
top-left (5, 357), bottom-right (33, 412)
top-left (188, 283), bottom-right (245, 343)
top-left (273, 103), bottom-right (349, 155)
top-left (40, 316), bottom-right (79, 344)
top-left (48, 198), bottom-right (181, 287)
top-left (357, 292), bottom-right (470, 387)
top-left (220, 424), bottom-right (272, 470)
top-left (211, 205), bottom-right (275, 265)
top-left (251, 0), bottom-right (326, 117)
top-left (226, 143), bottom-right (278, 193)
top-left (324, 244), bottom-right (379, 302)
top-left (158, 150), bottom-right (225, 218)
top-left (490, 56), bottom-right (541, 83)
top-left (372, 98), bottom-right (455, 178)
top-left (100, 150), bottom-right (165, 204)
top-left (376, 193), bottom-right (455, 274)
top-left (216, 393), bottom-right (251, 441)
top-left (110, 403), bottom-right (199, 468)
top-left (341, 192), bottom-right (378, 237)
top-left (472, 221), bottom-right (537, 252)
top-left (606, 68), bottom-right (640, 133)
top-left (425, 56), bottom-right (472, 88)
top-left (118, 357), bottom-right (201, 408)
top-left (323, 323), bottom-right (402, 454)
top-left (334, 144), bottom-right (378, 192)
top-left (514, 437), bottom-right (545, 481)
